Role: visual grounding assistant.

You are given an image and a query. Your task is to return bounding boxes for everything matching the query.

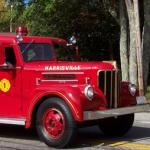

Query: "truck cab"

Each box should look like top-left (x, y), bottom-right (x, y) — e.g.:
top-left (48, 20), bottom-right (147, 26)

top-left (0, 27), bottom-right (149, 148)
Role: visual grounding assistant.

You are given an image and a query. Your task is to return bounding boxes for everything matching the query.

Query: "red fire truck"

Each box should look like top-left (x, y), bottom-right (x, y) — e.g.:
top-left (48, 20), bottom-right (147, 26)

top-left (0, 27), bottom-right (149, 148)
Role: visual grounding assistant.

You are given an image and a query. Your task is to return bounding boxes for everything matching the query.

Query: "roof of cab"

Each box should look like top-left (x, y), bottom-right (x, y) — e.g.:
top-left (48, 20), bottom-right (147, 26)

top-left (0, 32), bottom-right (67, 46)
top-left (0, 33), bottom-right (16, 43)
top-left (0, 33), bottom-right (53, 44)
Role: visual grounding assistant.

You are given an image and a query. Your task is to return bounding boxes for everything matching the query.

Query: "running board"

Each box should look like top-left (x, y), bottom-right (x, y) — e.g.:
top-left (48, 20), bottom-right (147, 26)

top-left (84, 104), bottom-right (150, 121)
top-left (0, 118), bottom-right (25, 125)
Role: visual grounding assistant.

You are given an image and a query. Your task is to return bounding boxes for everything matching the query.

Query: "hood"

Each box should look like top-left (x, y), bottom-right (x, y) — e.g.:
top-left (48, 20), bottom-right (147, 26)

top-left (24, 61), bottom-right (115, 72)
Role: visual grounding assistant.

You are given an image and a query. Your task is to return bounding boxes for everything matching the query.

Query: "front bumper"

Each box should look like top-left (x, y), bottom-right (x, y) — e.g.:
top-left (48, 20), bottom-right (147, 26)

top-left (84, 104), bottom-right (150, 121)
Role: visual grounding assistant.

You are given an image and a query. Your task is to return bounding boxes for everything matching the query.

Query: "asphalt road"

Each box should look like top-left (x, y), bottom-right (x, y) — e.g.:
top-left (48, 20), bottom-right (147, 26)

top-left (0, 113), bottom-right (150, 150)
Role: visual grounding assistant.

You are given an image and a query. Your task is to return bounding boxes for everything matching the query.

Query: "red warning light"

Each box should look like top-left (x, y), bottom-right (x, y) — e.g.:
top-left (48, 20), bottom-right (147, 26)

top-left (16, 27), bottom-right (28, 36)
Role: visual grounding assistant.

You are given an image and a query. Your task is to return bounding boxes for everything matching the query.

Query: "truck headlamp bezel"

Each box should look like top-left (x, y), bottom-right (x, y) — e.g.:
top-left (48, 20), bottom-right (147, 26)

top-left (84, 85), bottom-right (94, 101)
top-left (129, 83), bottom-right (137, 96)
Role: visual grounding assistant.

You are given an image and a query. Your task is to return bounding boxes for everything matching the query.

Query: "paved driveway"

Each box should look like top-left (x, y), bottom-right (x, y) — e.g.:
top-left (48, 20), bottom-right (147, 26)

top-left (0, 113), bottom-right (150, 150)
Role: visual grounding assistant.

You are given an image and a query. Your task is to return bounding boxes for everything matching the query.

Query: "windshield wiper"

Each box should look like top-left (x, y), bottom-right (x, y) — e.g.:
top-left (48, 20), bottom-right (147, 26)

top-left (21, 40), bottom-right (34, 54)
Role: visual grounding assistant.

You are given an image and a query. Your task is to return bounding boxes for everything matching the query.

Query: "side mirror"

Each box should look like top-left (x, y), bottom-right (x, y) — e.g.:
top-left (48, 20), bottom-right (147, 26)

top-left (69, 36), bottom-right (77, 45)
top-left (67, 36), bottom-right (80, 61)
top-left (67, 36), bottom-right (77, 46)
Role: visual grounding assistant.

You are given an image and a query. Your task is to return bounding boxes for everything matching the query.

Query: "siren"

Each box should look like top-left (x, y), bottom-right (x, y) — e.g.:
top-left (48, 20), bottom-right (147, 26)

top-left (16, 27), bottom-right (28, 43)
top-left (16, 27), bottom-right (28, 36)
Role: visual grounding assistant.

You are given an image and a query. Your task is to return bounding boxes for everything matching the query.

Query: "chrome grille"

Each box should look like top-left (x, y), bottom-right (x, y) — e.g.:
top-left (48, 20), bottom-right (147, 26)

top-left (99, 70), bottom-right (120, 108)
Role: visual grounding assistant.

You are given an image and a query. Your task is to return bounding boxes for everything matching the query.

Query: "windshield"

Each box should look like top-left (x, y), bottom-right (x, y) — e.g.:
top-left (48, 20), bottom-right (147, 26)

top-left (53, 43), bottom-right (76, 61)
top-left (19, 43), bottom-right (55, 62)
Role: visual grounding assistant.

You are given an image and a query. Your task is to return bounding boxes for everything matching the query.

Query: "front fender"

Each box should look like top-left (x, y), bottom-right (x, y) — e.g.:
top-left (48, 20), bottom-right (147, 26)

top-left (25, 86), bottom-right (83, 128)
top-left (119, 81), bottom-right (138, 107)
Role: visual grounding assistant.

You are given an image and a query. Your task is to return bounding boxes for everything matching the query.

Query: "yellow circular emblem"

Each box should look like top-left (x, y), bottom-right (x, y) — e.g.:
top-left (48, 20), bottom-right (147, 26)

top-left (0, 79), bottom-right (11, 93)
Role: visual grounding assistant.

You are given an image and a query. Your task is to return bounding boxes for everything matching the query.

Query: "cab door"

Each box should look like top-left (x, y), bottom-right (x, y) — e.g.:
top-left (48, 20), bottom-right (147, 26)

top-left (0, 45), bottom-right (22, 117)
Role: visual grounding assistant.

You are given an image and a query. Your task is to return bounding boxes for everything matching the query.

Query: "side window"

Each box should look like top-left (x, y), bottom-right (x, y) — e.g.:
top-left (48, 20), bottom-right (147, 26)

top-left (5, 47), bottom-right (16, 65)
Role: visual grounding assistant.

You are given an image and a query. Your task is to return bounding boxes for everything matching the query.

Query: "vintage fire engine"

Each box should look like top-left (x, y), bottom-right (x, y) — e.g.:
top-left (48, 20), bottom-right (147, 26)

top-left (0, 27), bottom-right (149, 148)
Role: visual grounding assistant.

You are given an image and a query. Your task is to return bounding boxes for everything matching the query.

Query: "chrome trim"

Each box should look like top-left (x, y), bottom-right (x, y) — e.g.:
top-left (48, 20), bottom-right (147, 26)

top-left (114, 70), bottom-right (118, 108)
top-left (0, 118), bottom-right (25, 125)
top-left (117, 71), bottom-right (121, 105)
top-left (129, 83), bottom-right (137, 96)
top-left (104, 71), bottom-right (107, 95)
top-left (110, 71), bottom-right (113, 107)
top-left (41, 79), bottom-right (78, 82)
top-left (98, 70), bottom-right (119, 108)
top-left (97, 69), bottom-right (116, 87)
top-left (15, 66), bottom-right (22, 69)
top-left (85, 77), bottom-right (90, 84)
top-left (0, 66), bottom-right (22, 70)
top-left (42, 72), bottom-right (84, 75)
top-left (84, 85), bottom-right (94, 101)
top-left (36, 78), bottom-right (41, 85)
top-left (84, 104), bottom-right (150, 121)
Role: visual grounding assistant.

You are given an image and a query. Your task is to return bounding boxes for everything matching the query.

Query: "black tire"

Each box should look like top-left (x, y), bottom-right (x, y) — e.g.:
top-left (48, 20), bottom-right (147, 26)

top-left (98, 114), bottom-right (134, 137)
top-left (36, 97), bottom-right (76, 148)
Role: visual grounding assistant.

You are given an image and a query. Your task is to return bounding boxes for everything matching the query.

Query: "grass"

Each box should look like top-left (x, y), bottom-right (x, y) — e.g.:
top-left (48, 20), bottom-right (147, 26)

top-left (146, 86), bottom-right (150, 98)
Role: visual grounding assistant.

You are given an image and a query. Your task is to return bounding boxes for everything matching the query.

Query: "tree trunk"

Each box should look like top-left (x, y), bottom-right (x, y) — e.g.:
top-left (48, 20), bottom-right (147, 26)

top-left (133, 0), bottom-right (144, 96)
top-left (125, 0), bottom-right (137, 85)
top-left (120, 0), bottom-right (129, 81)
top-left (143, 0), bottom-right (150, 90)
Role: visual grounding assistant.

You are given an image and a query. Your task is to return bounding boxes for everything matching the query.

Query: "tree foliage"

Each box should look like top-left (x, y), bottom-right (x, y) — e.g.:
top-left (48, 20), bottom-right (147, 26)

top-left (0, 0), bottom-right (120, 61)
top-left (22, 0), bottom-right (119, 61)
top-left (0, 0), bottom-right (25, 32)
top-left (0, 0), bottom-right (10, 31)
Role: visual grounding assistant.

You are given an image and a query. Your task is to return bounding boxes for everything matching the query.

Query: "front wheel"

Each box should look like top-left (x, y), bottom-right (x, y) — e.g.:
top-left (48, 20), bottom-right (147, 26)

top-left (36, 97), bottom-right (76, 148)
top-left (98, 114), bottom-right (134, 137)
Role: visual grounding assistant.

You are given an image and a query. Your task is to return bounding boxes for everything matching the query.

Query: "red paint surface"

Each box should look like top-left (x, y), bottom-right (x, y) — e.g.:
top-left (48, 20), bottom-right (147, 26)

top-left (0, 33), bottom-right (138, 128)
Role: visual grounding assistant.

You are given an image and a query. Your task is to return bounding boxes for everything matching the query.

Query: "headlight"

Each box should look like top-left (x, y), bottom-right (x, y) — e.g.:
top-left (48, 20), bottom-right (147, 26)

top-left (129, 83), bottom-right (137, 96)
top-left (84, 85), bottom-right (94, 101)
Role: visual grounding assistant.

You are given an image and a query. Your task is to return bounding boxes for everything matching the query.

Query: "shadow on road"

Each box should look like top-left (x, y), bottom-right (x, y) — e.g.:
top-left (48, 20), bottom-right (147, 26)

top-left (0, 125), bottom-right (38, 140)
top-left (0, 124), bottom-right (149, 149)
top-left (73, 125), bottom-right (150, 148)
